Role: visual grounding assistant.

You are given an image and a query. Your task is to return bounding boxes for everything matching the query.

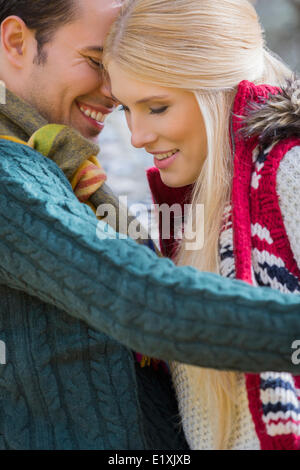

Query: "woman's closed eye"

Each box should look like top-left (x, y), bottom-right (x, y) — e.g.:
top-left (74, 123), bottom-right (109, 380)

top-left (118, 105), bottom-right (168, 114)
top-left (87, 57), bottom-right (104, 69)
top-left (150, 106), bottom-right (168, 114)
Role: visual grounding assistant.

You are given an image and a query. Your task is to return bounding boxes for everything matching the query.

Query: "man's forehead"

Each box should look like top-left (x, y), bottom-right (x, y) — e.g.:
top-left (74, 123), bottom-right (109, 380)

top-left (110, 0), bottom-right (124, 8)
top-left (77, 0), bottom-right (123, 14)
top-left (59, 0), bottom-right (122, 47)
top-left (76, 0), bottom-right (122, 27)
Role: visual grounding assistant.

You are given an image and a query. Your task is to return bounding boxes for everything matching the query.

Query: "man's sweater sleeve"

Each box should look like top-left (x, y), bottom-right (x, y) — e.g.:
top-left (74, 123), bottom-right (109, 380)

top-left (0, 141), bottom-right (300, 373)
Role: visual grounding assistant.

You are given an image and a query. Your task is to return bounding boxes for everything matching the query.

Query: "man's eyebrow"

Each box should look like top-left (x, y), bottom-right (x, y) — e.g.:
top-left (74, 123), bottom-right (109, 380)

top-left (81, 46), bottom-right (103, 54)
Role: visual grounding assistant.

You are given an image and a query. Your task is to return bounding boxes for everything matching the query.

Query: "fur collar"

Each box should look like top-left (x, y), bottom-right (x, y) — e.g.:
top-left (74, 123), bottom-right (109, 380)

top-left (241, 76), bottom-right (300, 146)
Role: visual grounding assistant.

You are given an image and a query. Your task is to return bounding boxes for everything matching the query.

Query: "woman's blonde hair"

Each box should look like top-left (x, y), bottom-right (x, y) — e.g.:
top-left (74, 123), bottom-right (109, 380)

top-left (104, 0), bottom-right (292, 449)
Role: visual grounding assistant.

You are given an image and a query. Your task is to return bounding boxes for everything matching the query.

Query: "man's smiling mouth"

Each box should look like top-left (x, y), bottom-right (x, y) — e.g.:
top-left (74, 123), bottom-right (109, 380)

top-left (78, 104), bottom-right (107, 124)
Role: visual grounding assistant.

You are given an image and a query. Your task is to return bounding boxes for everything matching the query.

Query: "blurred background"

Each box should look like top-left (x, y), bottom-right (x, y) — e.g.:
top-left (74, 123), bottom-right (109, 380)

top-left (99, 0), bottom-right (300, 235)
top-left (255, 0), bottom-right (299, 71)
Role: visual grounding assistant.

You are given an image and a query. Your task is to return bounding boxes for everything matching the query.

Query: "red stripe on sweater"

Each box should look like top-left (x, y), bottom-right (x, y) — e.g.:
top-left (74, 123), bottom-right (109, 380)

top-left (76, 174), bottom-right (106, 190)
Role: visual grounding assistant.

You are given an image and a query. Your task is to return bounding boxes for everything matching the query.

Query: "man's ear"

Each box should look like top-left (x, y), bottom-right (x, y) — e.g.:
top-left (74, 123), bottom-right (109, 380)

top-left (1, 16), bottom-right (32, 69)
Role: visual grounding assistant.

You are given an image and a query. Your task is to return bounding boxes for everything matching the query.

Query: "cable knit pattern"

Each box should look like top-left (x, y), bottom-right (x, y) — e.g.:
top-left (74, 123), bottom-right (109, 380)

top-left (2, 81), bottom-right (300, 450)
top-left (1, 140), bottom-right (300, 448)
top-left (277, 146), bottom-right (300, 269)
top-left (0, 141), bottom-right (188, 450)
top-left (1, 141), bottom-right (300, 374)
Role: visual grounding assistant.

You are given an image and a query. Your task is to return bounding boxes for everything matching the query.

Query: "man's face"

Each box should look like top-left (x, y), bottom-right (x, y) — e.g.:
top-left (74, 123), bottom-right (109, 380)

top-left (22, 0), bottom-right (120, 141)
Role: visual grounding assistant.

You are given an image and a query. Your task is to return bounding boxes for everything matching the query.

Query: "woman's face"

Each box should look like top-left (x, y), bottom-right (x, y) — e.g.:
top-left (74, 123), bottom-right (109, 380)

top-left (108, 61), bottom-right (207, 188)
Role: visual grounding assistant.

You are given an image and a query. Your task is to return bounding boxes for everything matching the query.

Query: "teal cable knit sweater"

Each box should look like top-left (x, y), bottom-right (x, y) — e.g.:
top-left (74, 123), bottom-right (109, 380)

top-left (0, 140), bottom-right (300, 449)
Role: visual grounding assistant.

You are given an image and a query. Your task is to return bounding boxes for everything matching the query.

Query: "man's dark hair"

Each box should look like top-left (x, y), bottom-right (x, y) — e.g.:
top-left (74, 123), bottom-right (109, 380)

top-left (0, 0), bottom-right (79, 64)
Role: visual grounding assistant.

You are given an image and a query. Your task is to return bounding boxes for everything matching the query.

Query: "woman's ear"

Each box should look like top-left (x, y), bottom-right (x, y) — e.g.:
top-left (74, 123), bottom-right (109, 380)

top-left (0, 16), bottom-right (33, 69)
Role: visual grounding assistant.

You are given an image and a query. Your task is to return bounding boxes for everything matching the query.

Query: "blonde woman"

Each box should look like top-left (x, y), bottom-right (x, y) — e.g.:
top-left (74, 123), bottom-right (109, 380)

top-left (103, 0), bottom-right (300, 450)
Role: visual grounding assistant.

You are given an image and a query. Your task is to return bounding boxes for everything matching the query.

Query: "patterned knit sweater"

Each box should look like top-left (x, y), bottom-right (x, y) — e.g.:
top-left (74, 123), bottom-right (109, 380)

top-left (171, 142), bottom-right (300, 450)
top-left (148, 79), bottom-right (300, 450)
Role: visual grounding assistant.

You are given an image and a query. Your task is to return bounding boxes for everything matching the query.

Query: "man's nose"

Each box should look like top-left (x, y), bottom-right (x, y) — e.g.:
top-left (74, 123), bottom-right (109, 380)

top-left (99, 71), bottom-right (115, 103)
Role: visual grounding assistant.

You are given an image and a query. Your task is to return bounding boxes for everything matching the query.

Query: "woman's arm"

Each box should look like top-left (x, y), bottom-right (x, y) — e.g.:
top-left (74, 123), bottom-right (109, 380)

top-left (0, 140), bottom-right (300, 373)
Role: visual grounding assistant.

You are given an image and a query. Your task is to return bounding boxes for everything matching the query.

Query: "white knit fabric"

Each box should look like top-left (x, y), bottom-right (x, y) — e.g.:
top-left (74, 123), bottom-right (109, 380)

top-left (277, 146), bottom-right (300, 269)
top-left (170, 146), bottom-right (300, 450)
top-left (170, 363), bottom-right (260, 450)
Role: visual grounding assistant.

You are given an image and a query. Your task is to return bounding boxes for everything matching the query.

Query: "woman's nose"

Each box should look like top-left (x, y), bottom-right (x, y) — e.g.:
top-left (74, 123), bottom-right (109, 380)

top-left (130, 124), bottom-right (156, 149)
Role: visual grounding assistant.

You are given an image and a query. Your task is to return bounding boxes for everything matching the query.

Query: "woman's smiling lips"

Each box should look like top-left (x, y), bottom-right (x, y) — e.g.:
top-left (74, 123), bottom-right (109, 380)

top-left (149, 149), bottom-right (180, 170)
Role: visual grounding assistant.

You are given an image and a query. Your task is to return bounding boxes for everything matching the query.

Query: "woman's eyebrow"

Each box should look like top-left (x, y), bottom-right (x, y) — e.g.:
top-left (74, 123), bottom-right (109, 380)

top-left (111, 94), bottom-right (169, 104)
top-left (136, 95), bottom-right (169, 104)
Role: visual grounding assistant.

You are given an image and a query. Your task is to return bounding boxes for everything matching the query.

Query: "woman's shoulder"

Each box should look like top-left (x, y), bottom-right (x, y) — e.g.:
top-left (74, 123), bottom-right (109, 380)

top-left (244, 77), bottom-right (300, 183)
top-left (275, 143), bottom-right (300, 271)
top-left (252, 137), bottom-right (300, 206)
top-left (242, 77), bottom-right (300, 148)
top-left (276, 141), bottom-right (300, 212)
top-left (278, 142), bottom-right (300, 170)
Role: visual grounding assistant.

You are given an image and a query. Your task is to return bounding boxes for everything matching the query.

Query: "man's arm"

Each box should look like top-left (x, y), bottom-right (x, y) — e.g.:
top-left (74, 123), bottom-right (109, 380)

top-left (0, 140), bottom-right (299, 373)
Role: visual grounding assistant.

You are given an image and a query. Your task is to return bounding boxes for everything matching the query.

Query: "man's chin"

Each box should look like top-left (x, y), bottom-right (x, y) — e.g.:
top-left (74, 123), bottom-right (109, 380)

top-left (75, 125), bottom-right (102, 142)
top-left (66, 112), bottom-right (103, 142)
top-left (84, 132), bottom-right (101, 143)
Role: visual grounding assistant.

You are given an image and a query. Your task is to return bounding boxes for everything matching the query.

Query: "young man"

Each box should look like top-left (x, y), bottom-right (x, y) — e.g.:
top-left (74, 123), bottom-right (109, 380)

top-left (0, 0), bottom-right (117, 140)
top-left (0, 0), bottom-right (299, 450)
